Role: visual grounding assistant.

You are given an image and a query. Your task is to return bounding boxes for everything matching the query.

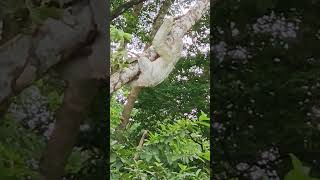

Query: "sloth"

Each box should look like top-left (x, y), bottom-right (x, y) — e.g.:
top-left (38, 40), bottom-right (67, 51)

top-left (131, 17), bottom-right (183, 87)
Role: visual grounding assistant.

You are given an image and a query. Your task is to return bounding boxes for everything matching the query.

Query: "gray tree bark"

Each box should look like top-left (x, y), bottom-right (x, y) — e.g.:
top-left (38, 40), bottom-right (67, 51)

top-left (0, 0), bottom-right (107, 179)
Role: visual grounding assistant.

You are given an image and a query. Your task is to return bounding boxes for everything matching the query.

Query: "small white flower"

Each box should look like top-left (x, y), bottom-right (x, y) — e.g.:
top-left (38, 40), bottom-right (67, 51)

top-left (274, 58), bottom-right (281, 62)
top-left (236, 162), bottom-right (249, 171)
top-left (80, 124), bottom-right (90, 131)
top-left (232, 28), bottom-right (240, 36)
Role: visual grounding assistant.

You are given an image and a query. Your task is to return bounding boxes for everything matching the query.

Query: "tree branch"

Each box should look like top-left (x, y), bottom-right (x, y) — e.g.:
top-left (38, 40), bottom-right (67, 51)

top-left (149, 0), bottom-right (175, 39)
top-left (134, 130), bottom-right (148, 161)
top-left (116, 0), bottom-right (175, 130)
top-left (110, 0), bottom-right (210, 93)
top-left (0, 2), bottom-right (96, 113)
top-left (1, 0), bottom-right (107, 179)
top-left (112, 0), bottom-right (210, 131)
top-left (110, 62), bottom-right (140, 94)
top-left (40, 79), bottom-right (100, 180)
top-left (118, 86), bottom-right (142, 130)
top-left (111, 0), bottom-right (148, 20)
top-left (39, 0), bottom-right (107, 179)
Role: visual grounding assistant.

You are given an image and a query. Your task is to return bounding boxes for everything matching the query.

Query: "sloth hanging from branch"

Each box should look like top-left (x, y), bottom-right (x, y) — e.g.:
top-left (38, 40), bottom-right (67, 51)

top-left (131, 17), bottom-right (183, 87)
top-left (110, 0), bottom-right (210, 93)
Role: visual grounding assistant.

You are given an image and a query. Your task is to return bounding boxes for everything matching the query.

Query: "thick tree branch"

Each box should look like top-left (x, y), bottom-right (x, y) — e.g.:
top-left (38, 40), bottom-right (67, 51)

top-left (111, 0), bottom-right (148, 20)
top-left (40, 79), bottom-right (100, 180)
top-left (117, 0), bottom-right (175, 130)
top-left (0, 0), bottom-right (107, 179)
top-left (39, 0), bottom-right (107, 179)
top-left (134, 130), bottom-right (148, 161)
top-left (0, 3), bottom-right (96, 113)
top-left (149, 0), bottom-right (175, 39)
top-left (110, 63), bottom-right (139, 94)
top-left (118, 86), bottom-right (142, 130)
top-left (110, 0), bottom-right (210, 94)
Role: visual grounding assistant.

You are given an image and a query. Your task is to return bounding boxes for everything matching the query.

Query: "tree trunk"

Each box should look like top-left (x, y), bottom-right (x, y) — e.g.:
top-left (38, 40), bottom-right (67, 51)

top-left (40, 80), bottom-right (100, 180)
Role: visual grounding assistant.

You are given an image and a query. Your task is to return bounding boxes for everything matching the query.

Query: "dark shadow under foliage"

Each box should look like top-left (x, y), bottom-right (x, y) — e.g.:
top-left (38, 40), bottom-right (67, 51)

top-left (212, 0), bottom-right (320, 179)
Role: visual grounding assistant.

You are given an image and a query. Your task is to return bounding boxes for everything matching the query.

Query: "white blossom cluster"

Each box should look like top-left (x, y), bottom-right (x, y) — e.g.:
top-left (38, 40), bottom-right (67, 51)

top-left (235, 147), bottom-right (280, 180)
top-left (175, 69), bottom-right (188, 82)
top-left (115, 89), bottom-right (128, 104)
top-left (252, 11), bottom-right (300, 40)
top-left (259, 147), bottom-right (280, 164)
top-left (230, 22), bottom-right (240, 37)
top-left (227, 46), bottom-right (251, 60)
top-left (212, 41), bottom-right (250, 63)
top-left (176, 74), bottom-right (189, 81)
top-left (110, 42), bottom-right (120, 53)
top-left (213, 11), bottom-right (299, 63)
top-left (247, 165), bottom-right (279, 180)
top-left (212, 41), bottom-right (227, 62)
top-left (249, 166), bottom-right (266, 180)
top-left (8, 86), bottom-right (55, 139)
top-left (236, 162), bottom-right (249, 171)
top-left (183, 108), bottom-right (198, 120)
top-left (297, 83), bottom-right (320, 129)
top-left (236, 163), bottom-right (280, 180)
top-left (188, 65), bottom-right (204, 76)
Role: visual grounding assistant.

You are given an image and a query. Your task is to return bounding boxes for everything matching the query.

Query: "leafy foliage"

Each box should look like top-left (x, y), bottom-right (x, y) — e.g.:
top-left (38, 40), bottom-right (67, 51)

top-left (0, 0), bottom-right (63, 43)
top-left (285, 154), bottom-right (319, 180)
top-left (110, 0), bottom-right (210, 179)
top-left (0, 116), bottom-right (44, 180)
top-left (110, 96), bottom-right (210, 179)
top-left (110, 25), bottom-right (133, 73)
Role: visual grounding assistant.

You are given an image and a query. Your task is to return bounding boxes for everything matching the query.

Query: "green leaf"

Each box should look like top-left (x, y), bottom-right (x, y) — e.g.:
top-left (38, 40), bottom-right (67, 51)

top-left (200, 151), bottom-right (210, 161)
top-left (289, 154), bottom-right (303, 170)
top-left (123, 33), bottom-right (132, 41)
top-left (195, 121), bottom-right (210, 127)
top-left (195, 169), bottom-right (201, 176)
top-left (178, 163), bottom-right (187, 171)
top-left (199, 111), bottom-right (209, 121)
top-left (155, 155), bottom-right (160, 162)
top-left (284, 169), bottom-right (309, 180)
top-left (284, 154), bottom-right (318, 180)
top-left (110, 153), bottom-right (117, 163)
